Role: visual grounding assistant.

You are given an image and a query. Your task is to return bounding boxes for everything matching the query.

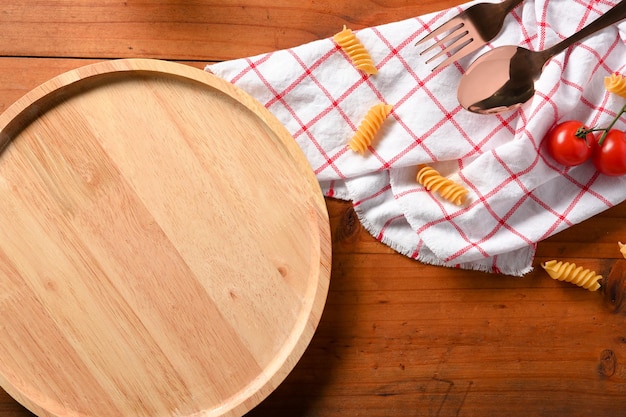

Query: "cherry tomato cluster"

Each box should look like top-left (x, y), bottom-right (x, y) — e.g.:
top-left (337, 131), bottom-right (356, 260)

top-left (544, 120), bottom-right (626, 176)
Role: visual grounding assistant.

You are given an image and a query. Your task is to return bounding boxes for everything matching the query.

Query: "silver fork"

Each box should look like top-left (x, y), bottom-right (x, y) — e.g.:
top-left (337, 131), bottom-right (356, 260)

top-left (416, 0), bottom-right (524, 71)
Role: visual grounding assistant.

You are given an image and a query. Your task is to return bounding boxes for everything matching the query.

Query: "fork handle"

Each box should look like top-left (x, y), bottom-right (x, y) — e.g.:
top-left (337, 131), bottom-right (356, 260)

top-left (501, 0), bottom-right (525, 13)
top-left (475, 0), bottom-right (525, 39)
top-left (542, 0), bottom-right (626, 59)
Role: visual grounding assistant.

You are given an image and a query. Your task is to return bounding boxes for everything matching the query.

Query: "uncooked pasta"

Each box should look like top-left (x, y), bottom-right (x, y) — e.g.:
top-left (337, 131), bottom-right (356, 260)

top-left (541, 260), bottom-right (602, 291)
top-left (416, 165), bottom-right (468, 206)
top-left (333, 25), bottom-right (378, 75)
top-left (605, 73), bottom-right (626, 99)
top-left (348, 103), bottom-right (393, 155)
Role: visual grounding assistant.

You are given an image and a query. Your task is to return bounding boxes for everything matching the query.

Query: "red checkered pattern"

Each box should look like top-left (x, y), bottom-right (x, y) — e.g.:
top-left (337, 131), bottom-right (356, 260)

top-left (207, 0), bottom-right (626, 276)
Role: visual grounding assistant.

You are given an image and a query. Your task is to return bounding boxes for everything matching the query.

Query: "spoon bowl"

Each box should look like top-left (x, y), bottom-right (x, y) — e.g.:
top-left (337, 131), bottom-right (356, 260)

top-left (457, 0), bottom-right (626, 114)
top-left (457, 46), bottom-right (540, 114)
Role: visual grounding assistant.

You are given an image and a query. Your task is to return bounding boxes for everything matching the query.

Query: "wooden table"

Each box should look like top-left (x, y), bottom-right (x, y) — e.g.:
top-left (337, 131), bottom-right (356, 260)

top-left (1, 1), bottom-right (626, 416)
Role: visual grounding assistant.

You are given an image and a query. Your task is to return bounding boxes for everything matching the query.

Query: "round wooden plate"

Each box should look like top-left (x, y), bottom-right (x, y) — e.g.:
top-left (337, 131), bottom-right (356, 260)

top-left (0, 59), bottom-right (331, 417)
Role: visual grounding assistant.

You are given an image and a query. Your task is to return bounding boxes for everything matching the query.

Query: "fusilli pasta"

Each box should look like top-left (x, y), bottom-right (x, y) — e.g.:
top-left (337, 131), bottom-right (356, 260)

top-left (333, 25), bottom-right (378, 75)
top-left (348, 103), bottom-right (393, 154)
top-left (541, 260), bottom-right (602, 291)
top-left (605, 73), bottom-right (626, 99)
top-left (416, 165), bottom-right (469, 206)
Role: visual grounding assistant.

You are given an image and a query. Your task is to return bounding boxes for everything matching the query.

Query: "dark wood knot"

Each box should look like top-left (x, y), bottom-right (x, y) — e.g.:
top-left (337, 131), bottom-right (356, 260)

top-left (603, 260), bottom-right (626, 314)
top-left (336, 206), bottom-right (361, 242)
top-left (598, 349), bottom-right (617, 378)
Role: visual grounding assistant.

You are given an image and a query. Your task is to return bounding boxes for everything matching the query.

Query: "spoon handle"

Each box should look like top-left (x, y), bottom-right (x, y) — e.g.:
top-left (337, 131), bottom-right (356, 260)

top-left (543, 0), bottom-right (626, 59)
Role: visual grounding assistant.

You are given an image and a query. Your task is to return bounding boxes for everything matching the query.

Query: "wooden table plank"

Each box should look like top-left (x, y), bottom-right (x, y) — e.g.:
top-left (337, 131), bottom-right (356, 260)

top-left (0, 0), bottom-right (441, 61)
top-left (1, 0), bottom-right (626, 415)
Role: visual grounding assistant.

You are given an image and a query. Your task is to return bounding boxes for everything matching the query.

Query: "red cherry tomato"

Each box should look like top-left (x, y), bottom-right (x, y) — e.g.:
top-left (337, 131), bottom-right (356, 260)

top-left (592, 129), bottom-right (626, 176)
top-left (544, 120), bottom-right (595, 167)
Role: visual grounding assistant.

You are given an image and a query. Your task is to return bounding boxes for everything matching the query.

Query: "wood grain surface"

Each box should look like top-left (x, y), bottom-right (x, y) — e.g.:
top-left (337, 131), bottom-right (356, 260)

top-left (1, 1), bottom-right (626, 417)
top-left (0, 59), bottom-right (331, 417)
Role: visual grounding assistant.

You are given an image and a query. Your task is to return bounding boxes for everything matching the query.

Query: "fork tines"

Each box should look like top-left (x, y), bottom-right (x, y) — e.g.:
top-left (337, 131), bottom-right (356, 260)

top-left (416, 17), bottom-right (479, 71)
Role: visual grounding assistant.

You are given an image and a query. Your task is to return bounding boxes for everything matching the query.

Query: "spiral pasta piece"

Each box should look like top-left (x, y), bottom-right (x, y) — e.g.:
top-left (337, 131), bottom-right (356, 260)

top-left (333, 25), bottom-right (378, 75)
top-left (416, 165), bottom-right (469, 206)
top-left (541, 260), bottom-right (602, 291)
top-left (348, 103), bottom-right (393, 155)
top-left (605, 73), bottom-right (626, 99)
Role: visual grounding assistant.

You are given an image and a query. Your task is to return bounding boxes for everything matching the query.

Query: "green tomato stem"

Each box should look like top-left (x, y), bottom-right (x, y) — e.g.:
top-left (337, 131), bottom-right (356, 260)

top-left (598, 102), bottom-right (626, 146)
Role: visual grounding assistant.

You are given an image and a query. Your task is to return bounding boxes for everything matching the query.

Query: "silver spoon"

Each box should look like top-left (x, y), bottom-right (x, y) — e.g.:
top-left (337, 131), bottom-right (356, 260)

top-left (457, 0), bottom-right (626, 114)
